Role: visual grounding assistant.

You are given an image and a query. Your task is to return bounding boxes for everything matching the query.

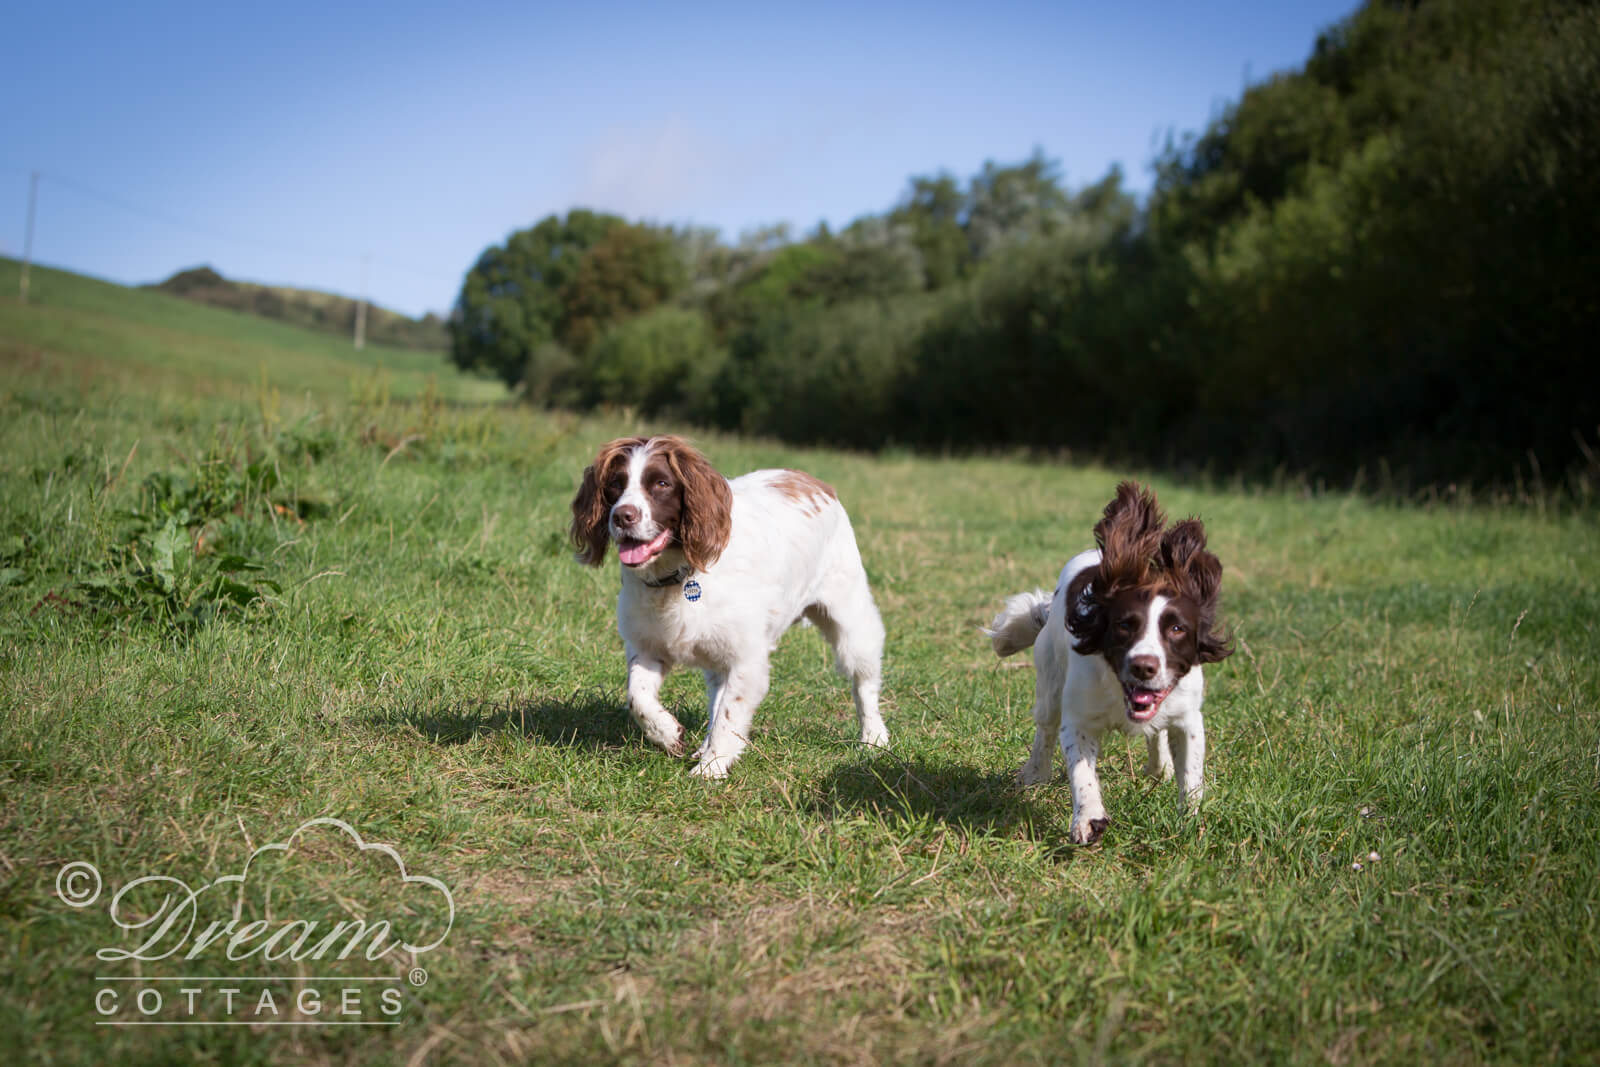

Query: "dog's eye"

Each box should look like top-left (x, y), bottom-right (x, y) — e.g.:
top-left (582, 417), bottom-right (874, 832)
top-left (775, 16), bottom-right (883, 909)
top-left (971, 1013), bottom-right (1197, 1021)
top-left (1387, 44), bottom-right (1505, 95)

top-left (1117, 618), bottom-right (1139, 633)
top-left (1169, 622), bottom-right (1187, 637)
top-left (654, 478), bottom-right (672, 490)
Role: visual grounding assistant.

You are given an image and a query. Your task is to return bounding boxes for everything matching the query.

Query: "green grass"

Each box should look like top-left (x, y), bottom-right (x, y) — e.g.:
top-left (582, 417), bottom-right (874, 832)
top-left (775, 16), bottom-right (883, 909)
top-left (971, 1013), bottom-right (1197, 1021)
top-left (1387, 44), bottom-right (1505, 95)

top-left (2, 268), bottom-right (1598, 1064)
top-left (0, 258), bottom-right (503, 404)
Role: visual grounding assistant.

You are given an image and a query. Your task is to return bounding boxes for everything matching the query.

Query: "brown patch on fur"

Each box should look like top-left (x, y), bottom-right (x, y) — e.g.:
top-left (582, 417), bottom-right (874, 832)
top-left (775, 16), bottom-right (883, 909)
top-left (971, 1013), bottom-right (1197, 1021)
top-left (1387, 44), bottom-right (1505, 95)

top-left (646, 436), bottom-right (732, 571)
top-left (637, 456), bottom-right (685, 539)
top-left (1067, 481), bottom-right (1233, 665)
top-left (1096, 586), bottom-right (1203, 677)
top-left (1159, 518), bottom-right (1233, 663)
top-left (569, 436), bottom-right (648, 566)
top-left (1064, 566), bottom-right (1106, 653)
top-left (771, 469), bottom-right (837, 514)
top-left (1092, 481), bottom-right (1167, 594)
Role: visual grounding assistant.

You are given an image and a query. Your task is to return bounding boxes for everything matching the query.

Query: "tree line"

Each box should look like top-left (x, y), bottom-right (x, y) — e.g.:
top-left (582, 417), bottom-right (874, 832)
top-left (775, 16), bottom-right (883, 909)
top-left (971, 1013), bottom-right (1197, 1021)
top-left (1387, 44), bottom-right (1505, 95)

top-left (152, 267), bottom-right (449, 351)
top-left (449, 0), bottom-right (1599, 491)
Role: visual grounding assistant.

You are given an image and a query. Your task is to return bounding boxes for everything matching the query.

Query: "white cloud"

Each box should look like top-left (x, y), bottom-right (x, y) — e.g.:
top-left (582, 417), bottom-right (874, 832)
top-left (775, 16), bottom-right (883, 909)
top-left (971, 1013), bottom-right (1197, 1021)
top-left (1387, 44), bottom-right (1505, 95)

top-left (573, 115), bottom-right (720, 221)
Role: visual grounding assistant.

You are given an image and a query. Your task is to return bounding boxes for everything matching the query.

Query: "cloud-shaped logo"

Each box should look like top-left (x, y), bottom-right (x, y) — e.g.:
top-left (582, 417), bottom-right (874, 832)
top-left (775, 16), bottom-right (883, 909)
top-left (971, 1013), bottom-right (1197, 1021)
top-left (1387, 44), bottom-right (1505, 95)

top-left (74, 817), bottom-right (455, 964)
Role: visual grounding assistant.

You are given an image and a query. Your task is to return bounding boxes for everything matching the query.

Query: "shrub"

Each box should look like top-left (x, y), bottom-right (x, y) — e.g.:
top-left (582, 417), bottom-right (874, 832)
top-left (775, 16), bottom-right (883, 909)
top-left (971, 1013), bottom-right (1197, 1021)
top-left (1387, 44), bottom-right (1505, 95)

top-left (582, 306), bottom-right (725, 416)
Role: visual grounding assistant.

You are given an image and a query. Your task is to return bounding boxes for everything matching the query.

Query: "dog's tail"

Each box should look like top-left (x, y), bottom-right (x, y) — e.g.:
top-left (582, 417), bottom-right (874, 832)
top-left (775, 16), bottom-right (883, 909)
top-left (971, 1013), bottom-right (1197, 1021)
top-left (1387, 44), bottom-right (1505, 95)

top-left (985, 590), bottom-right (1052, 657)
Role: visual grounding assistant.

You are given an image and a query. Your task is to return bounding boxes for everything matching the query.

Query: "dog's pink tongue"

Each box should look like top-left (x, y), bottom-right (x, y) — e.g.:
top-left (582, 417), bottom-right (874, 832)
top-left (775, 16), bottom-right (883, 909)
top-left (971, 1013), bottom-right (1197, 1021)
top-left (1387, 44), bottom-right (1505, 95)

top-left (619, 530), bottom-right (672, 566)
top-left (1130, 689), bottom-right (1160, 710)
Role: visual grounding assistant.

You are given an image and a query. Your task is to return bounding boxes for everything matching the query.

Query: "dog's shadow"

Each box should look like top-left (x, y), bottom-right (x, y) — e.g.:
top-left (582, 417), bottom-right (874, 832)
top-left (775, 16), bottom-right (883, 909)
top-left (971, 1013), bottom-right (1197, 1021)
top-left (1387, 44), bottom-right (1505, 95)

top-left (809, 755), bottom-right (1045, 839)
top-left (367, 689), bottom-right (643, 751)
top-left (369, 696), bottom-right (1061, 846)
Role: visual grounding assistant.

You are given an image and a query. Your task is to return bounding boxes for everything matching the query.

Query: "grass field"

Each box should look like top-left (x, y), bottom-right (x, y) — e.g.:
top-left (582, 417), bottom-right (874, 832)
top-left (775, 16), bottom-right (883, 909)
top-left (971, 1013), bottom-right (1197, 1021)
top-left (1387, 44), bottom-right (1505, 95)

top-left (2, 265), bottom-right (1598, 1065)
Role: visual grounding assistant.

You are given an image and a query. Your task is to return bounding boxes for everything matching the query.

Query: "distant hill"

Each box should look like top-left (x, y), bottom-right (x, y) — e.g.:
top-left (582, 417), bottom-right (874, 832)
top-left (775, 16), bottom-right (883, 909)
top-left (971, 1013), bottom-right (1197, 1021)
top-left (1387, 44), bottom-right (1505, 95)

top-left (1, 256), bottom-right (503, 403)
top-left (143, 266), bottom-right (449, 352)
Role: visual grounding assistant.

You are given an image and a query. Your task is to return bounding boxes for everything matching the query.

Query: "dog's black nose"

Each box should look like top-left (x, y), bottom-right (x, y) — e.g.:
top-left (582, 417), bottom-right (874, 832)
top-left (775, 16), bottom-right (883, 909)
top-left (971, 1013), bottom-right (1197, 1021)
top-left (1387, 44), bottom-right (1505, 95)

top-left (1128, 655), bottom-right (1159, 681)
top-left (613, 504), bottom-right (641, 527)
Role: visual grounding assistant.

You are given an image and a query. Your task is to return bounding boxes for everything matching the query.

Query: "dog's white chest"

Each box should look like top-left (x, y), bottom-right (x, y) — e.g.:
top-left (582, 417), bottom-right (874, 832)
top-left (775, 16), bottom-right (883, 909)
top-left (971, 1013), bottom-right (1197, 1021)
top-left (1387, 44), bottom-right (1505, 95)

top-left (618, 581), bottom-right (726, 668)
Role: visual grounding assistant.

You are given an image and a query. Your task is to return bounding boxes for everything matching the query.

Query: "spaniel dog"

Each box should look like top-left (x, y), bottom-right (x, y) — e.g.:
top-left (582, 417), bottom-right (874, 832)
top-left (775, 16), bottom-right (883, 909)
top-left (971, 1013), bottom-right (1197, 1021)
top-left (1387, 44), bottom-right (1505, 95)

top-left (986, 482), bottom-right (1232, 843)
top-left (570, 435), bottom-right (888, 778)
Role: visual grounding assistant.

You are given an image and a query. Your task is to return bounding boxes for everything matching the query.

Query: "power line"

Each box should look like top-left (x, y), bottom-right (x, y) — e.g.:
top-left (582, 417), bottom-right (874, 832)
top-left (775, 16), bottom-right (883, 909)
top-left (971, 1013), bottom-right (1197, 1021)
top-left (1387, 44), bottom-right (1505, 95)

top-left (13, 167), bottom-right (462, 289)
top-left (43, 170), bottom-right (318, 262)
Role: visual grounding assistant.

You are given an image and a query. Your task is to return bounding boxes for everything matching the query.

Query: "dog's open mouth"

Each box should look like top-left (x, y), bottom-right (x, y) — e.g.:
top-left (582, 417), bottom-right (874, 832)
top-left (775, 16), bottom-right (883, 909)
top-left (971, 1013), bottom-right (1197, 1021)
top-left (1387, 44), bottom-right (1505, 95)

top-left (1122, 682), bottom-right (1172, 722)
top-left (617, 529), bottom-right (673, 567)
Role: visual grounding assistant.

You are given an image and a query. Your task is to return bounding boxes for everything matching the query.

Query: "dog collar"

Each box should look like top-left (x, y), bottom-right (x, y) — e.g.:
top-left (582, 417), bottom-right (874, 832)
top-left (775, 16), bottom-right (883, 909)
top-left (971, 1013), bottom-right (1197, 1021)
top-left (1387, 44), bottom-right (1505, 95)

top-left (639, 564), bottom-right (694, 589)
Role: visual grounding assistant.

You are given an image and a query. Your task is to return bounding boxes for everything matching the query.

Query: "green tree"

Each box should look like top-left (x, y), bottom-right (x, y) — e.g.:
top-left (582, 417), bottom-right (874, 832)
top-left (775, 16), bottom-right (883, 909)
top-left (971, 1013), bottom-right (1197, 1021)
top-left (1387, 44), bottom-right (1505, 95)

top-left (557, 222), bottom-right (687, 353)
top-left (583, 305), bottom-right (724, 414)
top-left (965, 149), bottom-right (1071, 261)
top-left (449, 209), bottom-right (622, 387)
top-left (1144, 0), bottom-right (1600, 483)
top-left (704, 241), bottom-right (829, 339)
top-left (890, 173), bottom-right (968, 288)
top-left (790, 217), bottom-right (924, 305)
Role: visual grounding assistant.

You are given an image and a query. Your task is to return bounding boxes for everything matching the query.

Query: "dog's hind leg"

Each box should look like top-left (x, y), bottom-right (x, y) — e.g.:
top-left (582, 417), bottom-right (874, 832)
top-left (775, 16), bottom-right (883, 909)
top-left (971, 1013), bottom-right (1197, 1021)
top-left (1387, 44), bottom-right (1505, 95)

top-left (1168, 717), bottom-right (1206, 807)
top-left (1143, 731), bottom-right (1175, 781)
top-left (1018, 671), bottom-right (1062, 786)
top-left (804, 578), bottom-right (888, 750)
top-left (696, 670), bottom-right (727, 761)
top-left (1019, 625), bottom-right (1070, 785)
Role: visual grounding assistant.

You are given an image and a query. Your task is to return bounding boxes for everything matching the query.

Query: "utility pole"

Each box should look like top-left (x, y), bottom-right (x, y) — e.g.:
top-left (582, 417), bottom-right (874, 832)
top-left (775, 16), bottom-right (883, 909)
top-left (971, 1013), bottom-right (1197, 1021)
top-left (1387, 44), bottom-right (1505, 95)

top-left (19, 170), bottom-right (38, 303)
top-left (353, 253), bottom-right (369, 349)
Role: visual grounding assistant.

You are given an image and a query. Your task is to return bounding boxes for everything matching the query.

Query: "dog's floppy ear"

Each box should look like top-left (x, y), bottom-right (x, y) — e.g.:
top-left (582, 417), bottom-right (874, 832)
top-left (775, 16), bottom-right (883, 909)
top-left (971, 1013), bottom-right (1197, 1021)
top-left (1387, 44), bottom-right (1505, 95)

top-left (656, 436), bottom-right (731, 571)
top-left (569, 437), bottom-right (645, 566)
top-left (1094, 481), bottom-right (1165, 591)
top-left (1161, 518), bottom-right (1233, 664)
top-left (1063, 565), bottom-right (1107, 655)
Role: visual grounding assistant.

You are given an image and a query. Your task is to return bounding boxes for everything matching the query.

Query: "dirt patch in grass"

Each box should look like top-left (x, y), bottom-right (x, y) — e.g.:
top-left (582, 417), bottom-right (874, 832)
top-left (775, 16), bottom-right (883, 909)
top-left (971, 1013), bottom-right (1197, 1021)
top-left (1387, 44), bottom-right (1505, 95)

top-left (405, 892), bottom-right (1005, 1065)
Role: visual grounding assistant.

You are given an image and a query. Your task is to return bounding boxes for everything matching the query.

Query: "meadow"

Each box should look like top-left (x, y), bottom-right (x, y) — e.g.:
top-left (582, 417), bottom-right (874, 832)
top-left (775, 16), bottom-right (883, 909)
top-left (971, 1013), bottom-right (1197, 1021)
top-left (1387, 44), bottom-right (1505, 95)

top-left (2, 261), bottom-right (1597, 1065)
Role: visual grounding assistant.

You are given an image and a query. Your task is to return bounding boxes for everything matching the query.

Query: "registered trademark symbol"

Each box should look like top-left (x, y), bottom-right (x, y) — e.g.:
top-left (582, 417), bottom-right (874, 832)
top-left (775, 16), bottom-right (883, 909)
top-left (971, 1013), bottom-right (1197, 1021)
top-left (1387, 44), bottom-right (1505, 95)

top-left (409, 967), bottom-right (428, 987)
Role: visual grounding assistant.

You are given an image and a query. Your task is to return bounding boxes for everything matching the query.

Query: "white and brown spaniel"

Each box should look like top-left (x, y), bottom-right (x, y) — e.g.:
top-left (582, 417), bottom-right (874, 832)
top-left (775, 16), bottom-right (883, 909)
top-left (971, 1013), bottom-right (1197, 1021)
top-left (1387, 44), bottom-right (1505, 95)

top-left (570, 435), bottom-right (888, 777)
top-left (986, 482), bottom-right (1233, 843)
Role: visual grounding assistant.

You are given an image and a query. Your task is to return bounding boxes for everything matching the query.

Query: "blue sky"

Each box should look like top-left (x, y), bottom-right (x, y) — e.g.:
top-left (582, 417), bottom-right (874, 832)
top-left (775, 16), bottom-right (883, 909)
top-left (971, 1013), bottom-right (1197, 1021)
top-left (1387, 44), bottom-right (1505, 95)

top-left (3, 1), bottom-right (1357, 319)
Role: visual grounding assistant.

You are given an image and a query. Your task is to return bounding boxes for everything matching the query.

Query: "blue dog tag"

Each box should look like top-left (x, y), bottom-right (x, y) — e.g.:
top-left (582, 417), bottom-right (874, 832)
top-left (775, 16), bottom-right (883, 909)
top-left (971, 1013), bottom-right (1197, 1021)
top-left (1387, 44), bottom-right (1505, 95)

top-left (683, 579), bottom-right (702, 602)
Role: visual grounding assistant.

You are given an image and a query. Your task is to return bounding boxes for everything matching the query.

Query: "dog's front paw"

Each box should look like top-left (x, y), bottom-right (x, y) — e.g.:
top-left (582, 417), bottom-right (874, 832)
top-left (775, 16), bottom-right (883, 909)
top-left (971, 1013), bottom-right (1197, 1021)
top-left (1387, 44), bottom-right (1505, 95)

top-left (1018, 760), bottom-right (1051, 787)
top-left (859, 724), bottom-right (890, 749)
top-left (1068, 816), bottom-right (1110, 845)
top-left (634, 711), bottom-right (688, 757)
top-left (689, 755), bottom-right (732, 779)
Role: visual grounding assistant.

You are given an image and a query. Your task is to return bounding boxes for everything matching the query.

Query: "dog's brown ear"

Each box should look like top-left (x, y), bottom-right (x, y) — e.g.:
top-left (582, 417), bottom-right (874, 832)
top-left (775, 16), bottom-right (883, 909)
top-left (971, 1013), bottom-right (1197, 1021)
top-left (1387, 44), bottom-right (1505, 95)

top-left (569, 437), bottom-right (645, 566)
top-left (1161, 518), bottom-right (1233, 663)
top-left (656, 436), bottom-right (731, 571)
top-left (1064, 565), bottom-right (1107, 655)
top-left (1094, 481), bottom-right (1165, 591)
